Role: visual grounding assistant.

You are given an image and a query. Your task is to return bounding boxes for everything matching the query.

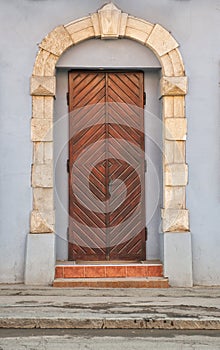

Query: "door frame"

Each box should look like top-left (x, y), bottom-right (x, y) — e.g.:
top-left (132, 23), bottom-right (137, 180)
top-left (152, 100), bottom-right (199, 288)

top-left (26, 3), bottom-right (193, 286)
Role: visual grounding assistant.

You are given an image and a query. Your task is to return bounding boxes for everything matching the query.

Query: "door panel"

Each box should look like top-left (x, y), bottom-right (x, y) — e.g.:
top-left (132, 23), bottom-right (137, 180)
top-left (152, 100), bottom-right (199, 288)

top-left (68, 71), bottom-right (146, 261)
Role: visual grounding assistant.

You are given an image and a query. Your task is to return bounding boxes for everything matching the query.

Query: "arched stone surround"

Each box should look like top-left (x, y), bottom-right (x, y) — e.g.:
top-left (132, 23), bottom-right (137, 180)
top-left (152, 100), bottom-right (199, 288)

top-left (26, 3), bottom-right (192, 286)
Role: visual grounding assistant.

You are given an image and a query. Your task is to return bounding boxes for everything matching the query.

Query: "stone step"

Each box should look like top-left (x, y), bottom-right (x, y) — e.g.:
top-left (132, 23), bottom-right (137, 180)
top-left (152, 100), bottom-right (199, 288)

top-left (55, 262), bottom-right (164, 279)
top-left (53, 277), bottom-right (169, 288)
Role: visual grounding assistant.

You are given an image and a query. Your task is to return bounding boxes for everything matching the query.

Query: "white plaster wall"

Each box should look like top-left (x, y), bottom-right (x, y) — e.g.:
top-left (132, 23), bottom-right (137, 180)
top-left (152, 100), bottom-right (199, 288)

top-left (0, 0), bottom-right (220, 284)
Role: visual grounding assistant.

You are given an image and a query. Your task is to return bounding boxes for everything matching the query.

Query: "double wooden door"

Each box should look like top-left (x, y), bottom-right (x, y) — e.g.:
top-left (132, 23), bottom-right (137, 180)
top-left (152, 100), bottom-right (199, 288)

top-left (68, 71), bottom-right (146, 261)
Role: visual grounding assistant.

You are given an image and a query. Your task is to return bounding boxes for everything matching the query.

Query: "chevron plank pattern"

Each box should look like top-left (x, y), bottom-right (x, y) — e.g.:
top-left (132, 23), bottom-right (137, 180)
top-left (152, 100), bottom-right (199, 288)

top-left (68, 71), bottom-right (146, 261)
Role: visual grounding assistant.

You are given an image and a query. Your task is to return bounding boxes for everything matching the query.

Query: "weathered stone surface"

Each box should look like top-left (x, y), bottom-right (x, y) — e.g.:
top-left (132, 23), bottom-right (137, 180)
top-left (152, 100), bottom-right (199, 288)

top-left (165, 118), bottom-right (187, 141)
top-left (44, 142), bottom-right (53, 162)
top-left (30, 210), bottom-right (54, 233)
top-left (125, 27), bottom-right (148, 44)
top-left (31, 76), bottom-right (56, 96)
top-left (31, 119), bottom-right (53, 142)
top-left (160, 54), bottom-right (174, 77)
top-left (32, 162), bottom-right (53, 188)
top-left (32, 97), bottom-right (53, 119)
top-left (161, 76), bottom-right (188, 96)
top-left (119, 13), bottom-right (128, 36)
top-left (173, 141), bottom-right (185, 163)
top-left (33, 142), bottom-right (44, 164)
top-left (127, 16), bottom-right (154, 36)
top-left (174, 96), bottom-right (185, 117)
top-left (65, 17), bottom-right (93, 36)
top-left (33, 188), bottom-right (54, 211)
top-left (91, 13), bottom-right (101, 37)
top-left (164, 186), bottom-right (186, 209)
top-left (32, 96), bottom-right (44, 119)
top-left (71, 27), bottom-right (95, 44)
top-left (39, 25), bottom-right (73, 56)
top-left (169, 48), bottom-right (185, 76)
top-left (44, 53), bottom-right (59, 76)
top-left (163, 96), bottom-right (174, 118)
top-left (164, 140), bottom-right (174, 164)
top-left (165, 163), bottom-right (188, 186)
top-left (162, 208), bottom-right (189, 232)
top-left (32, 49), bottom-right (50, 76)
top-left (147, 24), bottom-right (179, 56)
top-left (98, 2), bottom-right (121, 39)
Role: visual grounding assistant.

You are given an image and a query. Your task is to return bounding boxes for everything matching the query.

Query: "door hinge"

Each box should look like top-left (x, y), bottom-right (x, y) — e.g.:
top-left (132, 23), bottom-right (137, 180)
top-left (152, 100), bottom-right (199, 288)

top-left (144, 92), bottom-right (146, 106)
top-left (145, 227), bottom-right (148, 240)
top-left (67, 159), bottom-right (70, 173)
top-left (66, 92), bottom-right (69, 106)
top-left (144, 159), bottom-right (147, 172)
top-left (67, 227), bottom-right (69, 241)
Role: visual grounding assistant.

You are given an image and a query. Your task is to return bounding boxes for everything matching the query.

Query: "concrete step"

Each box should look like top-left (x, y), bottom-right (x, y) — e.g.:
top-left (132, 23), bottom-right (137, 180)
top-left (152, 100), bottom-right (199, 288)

top-left (53, 277), bottom-right (169, 288)
top-left (55, 261), bottom-right (164, 279)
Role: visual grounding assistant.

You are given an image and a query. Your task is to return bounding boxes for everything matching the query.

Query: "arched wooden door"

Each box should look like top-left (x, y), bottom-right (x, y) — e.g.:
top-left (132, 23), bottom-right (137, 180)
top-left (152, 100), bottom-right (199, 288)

top-left (68, 70), bottom-right (146, 261)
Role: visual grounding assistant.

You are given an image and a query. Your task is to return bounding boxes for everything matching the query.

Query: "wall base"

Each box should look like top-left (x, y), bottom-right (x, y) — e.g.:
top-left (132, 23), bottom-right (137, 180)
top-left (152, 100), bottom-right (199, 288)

top-left (164, 232), bottom-right (193, 287)
top-left (24, 233), bottom-right (55, 285)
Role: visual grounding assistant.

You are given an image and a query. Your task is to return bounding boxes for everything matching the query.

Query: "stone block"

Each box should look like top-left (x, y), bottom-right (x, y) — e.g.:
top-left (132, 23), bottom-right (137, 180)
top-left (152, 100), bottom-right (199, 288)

top-left (98, 2), bottom-right (121, 39)
top-left (165, 163), bottom-right (188, 186)
top-left (164, 232), bottom-right (193, 287)
top-left (161, 76), bottom-right (188, 96)
top-left (146, 24), bottom-right (179, 56)
top-left (173, 141), bottom-right (185, 163)
top-left (119, 13), bottom-right (128, 36)
top-left (32, 97), bottom-right (53, 119)
top-left (24, 233), bottom-right (55, 285)
top-left (30, 76), bottom-right (56, 96)
top-left (32, 49), bottom-right (50, 76)
top-left (164, 186), bottom-right (185, 209)
top-left (125, 27), bottom-right (148, 44)
top-left (174, 96), bottom-right (185, 117)
top-left (44, 142), bottom-right (53, 162)
top-left (164, 140), bottom-right (174, 164)
top-left (31, 118), bottom-right (53, 142)
top-left (33, 142), bottom-right (44, 164)
top-left (39, 25), bottom-right (73, 56)
top-left (70, 27), bottom-right (95, 44)
top-left (160, 54), bottom-right (174, 77)
top-left (44, 53), bottom-right (59, 76)
top-left (162, 208), bottom-right (189, 232)
top-left (32, 162), bottom-right (53, 188)
top-left (165, 118), bottom-right (187, 141)
top-left (33, 188), bottom-right (54, 211)
top-left (32, 96), bottom-right (44, 118)
top-left (127, 16), bottom-right (154, 36)
top-left (169, 48), bottom-right (185, 76)
top-left (91, 13), bottom-right (101, 37)
top-left (163, 96), bottom-right (174, 118)
top-left (30, 210), bottom-right (54, 233)
top-left (65, 16), bottom-right (93, 35)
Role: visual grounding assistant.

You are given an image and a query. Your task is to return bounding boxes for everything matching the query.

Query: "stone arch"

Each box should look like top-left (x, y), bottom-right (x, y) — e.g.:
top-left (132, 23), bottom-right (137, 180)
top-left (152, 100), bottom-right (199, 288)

top-left (30, 3), bottom-right (189, 245)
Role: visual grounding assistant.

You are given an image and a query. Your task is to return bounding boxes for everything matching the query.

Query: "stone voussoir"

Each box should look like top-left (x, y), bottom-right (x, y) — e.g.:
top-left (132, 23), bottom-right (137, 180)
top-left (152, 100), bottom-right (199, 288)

top-left (39, 25), bottom-right (73, 56)
top-left (146, 24), bottom-right (179, 57)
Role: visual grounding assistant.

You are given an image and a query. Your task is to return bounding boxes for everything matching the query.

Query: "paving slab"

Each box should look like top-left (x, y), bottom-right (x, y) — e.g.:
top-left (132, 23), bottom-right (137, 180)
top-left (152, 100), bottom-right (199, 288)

top-left (0, 285), bottom-right (220, 330)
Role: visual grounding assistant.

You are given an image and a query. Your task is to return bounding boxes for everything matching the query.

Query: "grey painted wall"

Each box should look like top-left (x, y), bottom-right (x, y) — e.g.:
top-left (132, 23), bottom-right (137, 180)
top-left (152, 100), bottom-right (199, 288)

top-left (0, 0), bottom-right (220, 284)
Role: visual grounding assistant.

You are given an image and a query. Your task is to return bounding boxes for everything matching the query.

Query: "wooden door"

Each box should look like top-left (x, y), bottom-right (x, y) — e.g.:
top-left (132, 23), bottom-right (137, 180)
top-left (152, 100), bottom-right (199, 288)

top-left (68, 71), bottom-right (146, 261)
